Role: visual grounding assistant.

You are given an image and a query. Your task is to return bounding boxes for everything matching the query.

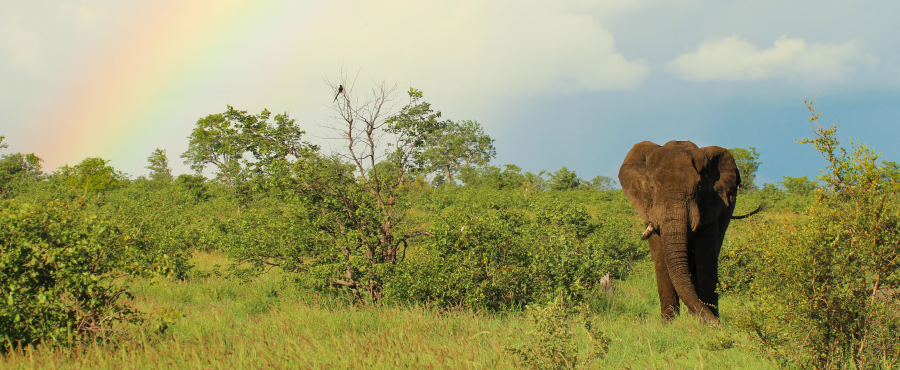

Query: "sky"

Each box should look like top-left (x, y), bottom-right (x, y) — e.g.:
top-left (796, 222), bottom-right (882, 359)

top-left (1, 0), bottom-right (898, 185)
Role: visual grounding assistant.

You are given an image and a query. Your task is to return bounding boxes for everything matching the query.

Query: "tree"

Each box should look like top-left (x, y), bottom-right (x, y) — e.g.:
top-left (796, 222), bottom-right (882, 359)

top-left (0, 136), bottom-right (45, 197)
top-left (779, 175), bottom-right (817, 196)
top-left (61, 157), bottom-right (127, 193)
top-left (548, 166), bottom-right (583, 191)
top-left (146, 148), bottom-right (173, 183)
top-left (728, 147), bottom-right (761, 193)
top-left (0, 153), bottom-right (43, 198)
top-left (180, 106), bottom-right (316, 191)
top-left (499, 164), bottom-right (527, 190)
top-left (180, 112), bottom-right (244, 185)
top-left (285, 80), bottom-right (439, 303)
top-left (881, 160), bottom-right (900, 184)
top-left (588, 175), bottom-right (617, 191)
top-left (421, 119), bottom-right (496, 184)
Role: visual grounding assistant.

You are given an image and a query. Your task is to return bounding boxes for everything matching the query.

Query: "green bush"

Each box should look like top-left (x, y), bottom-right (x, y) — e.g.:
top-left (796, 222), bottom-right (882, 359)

top-left (384, 187), bottom-right (646, 310)
top-left (0, 201), bottom-right (141, 349)
top-left (217, 197), bottom-right (322, 280)
top-left (721, 98), bottom-right (900, 369)
top-left (0, 152), bottom-right (43, 199)
top-left (509, 297), bottom-right (610, 369)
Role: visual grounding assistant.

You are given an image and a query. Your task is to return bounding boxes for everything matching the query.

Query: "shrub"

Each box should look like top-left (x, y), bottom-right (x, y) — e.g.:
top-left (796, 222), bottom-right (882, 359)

top-left (722, 97), bottom-right (900, 369)
top-left (0, 152), bottom-right (43, 199)
top-left (0, 201), bottom-right (141, 349)
top-left (509, 297), bottom-right (610, 369)
top-left (384, 187), bottom-right (646, 310)
top-left (59, 157), bottom-right (129, 194)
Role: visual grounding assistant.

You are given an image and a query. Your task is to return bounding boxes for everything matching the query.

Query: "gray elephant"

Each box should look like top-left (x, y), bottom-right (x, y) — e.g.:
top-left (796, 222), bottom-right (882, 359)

top-left (618, 140), bottom-right (742, 326)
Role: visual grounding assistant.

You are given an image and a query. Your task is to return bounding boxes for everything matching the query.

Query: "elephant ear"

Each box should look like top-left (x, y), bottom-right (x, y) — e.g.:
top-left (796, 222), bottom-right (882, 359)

top-left (618, 141), bottom-right (660, 224)
top-left (697, 146), bottom-right (741, 208)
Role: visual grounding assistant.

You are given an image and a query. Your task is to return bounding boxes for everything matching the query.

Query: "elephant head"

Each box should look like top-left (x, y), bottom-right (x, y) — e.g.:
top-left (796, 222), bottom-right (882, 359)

top-left (618, 141), bottom-right (740, 325)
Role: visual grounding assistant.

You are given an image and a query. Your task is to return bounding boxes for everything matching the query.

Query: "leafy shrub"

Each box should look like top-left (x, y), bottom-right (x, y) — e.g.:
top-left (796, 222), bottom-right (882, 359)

top-left (0, 152), bottom-right (43, 199)
top-left (384, 187), bottom-right (646, 310)
top-left (735, 181), bottom-right (814, 215)
top-left (58, 157), bottom-right (129, 194)
top-left (217, 197), bottom-right (322, 280)
top-left (721, 98), bottom-right (900, 369)
top-left (509, 297), bottom-right (610, 369)
top-left (0, 200), bottom-right (141, 349)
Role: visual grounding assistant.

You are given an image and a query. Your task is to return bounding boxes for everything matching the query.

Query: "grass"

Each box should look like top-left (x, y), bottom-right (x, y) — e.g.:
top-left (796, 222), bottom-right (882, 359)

top-left (1, 252), bottom-right (778, 369)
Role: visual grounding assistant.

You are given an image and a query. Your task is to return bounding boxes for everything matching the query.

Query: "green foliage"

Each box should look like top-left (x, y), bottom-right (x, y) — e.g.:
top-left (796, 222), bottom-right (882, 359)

top-left (509, 297), bottom-right (610, 369)
top-left (229, 87), bottom-right (455, 304)
top-left (779, 175), bottom-right (818, 196)
top-left (174, 174), bottom-right (209, 201)
top-left (728, 147), bottom-right (761, 193)
top-left (385, 188), bottom-right (646, 310)
top-left (548, 166), bottom-right (582, 191)
top-left (420, 119), bottom-right (496, 183)
top-left (286, 153), bottom-right (403, 301)
top-left (384, 88), bottom-right (452, 175)
top-left (0, 152), bottom-right (43, 198)
top-left (216, 197), bottom-right (320, 280)
top-left (541, 167), bottom-right (615, 192)
top-left (722, 97), bottom-right (900, 369)
top-left (59, 157), bottom-right (128, 193)
top-left (587, 175), bottom-right (617, 191)
top-left (882, 160), bottom-right (900, 183)
top-left (457, 164), bottom-right (552, 193)
top-left (734, 181), bottom-right (815, 215)
top-left (0, 201), bottom-right (140, 349)
top-left (181, 106), bottom-right (316, 190)
top-left (146, 148), bottom-right (173, 183)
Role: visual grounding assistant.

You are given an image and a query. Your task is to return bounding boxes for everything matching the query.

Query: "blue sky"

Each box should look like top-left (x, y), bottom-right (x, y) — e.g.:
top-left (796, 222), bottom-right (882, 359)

top-left (0, 0), bottom-right (897, 186)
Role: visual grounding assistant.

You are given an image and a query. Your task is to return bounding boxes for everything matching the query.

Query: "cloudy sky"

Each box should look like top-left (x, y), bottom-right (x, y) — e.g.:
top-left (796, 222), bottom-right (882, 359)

top-left (1, 0), bottom-right (898, 185)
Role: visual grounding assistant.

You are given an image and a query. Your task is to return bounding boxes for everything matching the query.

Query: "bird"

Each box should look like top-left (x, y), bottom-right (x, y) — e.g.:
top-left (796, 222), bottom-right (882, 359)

top-left (333, 85), bottom-right (343, 102)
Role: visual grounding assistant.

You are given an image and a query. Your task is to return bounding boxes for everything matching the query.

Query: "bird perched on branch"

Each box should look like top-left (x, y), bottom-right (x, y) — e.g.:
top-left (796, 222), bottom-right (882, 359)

top-left (333, 85), bottom-right (344, 102)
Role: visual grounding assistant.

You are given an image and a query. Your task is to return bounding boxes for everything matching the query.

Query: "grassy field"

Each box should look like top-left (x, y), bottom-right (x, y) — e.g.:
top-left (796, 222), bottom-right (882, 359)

top-left (1, 252), bottom-right (777, 369)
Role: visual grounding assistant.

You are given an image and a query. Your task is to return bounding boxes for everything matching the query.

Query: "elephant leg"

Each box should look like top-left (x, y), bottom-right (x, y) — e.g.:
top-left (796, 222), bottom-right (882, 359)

top-left (692, 220), bottom-right (721, 317)
top-left (715, 206), bottom-right (735, 256)
top-left (648, 234), bottom-right (680, 320)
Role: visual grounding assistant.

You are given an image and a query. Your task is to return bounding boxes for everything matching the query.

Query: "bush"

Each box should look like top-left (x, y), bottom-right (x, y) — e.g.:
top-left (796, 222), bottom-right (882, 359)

top-left (509, 297), bottom-right (610, 369)
top-left (384, 187), bottom-right (646, 310)
top-left (0, 201), bottom-right (141, 349)
top-left (721, 98), bottom-right (900, 369)
top-left (0, 152), bottom-right (43, 199)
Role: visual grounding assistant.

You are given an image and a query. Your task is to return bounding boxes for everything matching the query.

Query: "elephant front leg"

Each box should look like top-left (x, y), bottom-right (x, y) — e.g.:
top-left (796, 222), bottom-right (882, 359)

top-left (692, 221), bottom-right (721, 318)
top-left (649, 234), bottom-right (680, 320)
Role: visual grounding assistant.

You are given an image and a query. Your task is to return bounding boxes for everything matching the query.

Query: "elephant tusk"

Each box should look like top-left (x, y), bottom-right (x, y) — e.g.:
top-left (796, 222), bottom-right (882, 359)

top-left (640, 223), bottom-right (655, 240)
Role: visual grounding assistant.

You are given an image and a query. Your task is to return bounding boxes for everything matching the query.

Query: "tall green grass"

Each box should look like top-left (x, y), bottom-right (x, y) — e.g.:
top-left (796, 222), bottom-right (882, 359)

top-left (1, 252), bottom-right (776, 369)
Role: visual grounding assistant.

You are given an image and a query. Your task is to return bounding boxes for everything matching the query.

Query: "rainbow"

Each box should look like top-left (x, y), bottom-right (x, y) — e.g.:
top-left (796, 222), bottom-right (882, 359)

top-left (35, 0), bottom-right (278, 171)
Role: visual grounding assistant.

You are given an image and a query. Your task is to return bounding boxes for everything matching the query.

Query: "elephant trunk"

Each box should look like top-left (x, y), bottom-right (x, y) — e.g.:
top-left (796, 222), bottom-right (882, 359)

top-left (662, 200), bottom-right (719, 326)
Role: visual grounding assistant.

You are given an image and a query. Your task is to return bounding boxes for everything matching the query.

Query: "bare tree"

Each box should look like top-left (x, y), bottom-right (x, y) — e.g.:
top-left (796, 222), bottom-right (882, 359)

top-left (298, 72), bottom-right (440, 302)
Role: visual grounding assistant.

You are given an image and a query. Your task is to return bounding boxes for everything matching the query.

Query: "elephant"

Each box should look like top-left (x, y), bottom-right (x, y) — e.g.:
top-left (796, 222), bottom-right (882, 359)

top-left (618, 140), bottom-right (742, 326)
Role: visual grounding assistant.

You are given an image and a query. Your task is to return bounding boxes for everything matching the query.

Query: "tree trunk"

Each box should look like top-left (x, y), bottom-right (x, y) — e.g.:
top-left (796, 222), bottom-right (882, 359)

top-left (445, 165), bottom-right (452, 184)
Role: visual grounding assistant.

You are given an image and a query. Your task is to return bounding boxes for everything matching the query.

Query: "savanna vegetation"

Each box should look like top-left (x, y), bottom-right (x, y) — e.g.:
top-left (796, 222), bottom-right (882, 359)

top-left (1, 84), bottom-right (898, 369)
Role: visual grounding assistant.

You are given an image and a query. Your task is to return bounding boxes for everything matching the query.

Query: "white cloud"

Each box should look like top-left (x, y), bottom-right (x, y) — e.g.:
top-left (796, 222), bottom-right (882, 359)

top-left (0, 19), bottom-right (44, 71)
top-left (667, 35), bottom-right (877, 82)
top-left (295, 0), bottom-right (649, 101)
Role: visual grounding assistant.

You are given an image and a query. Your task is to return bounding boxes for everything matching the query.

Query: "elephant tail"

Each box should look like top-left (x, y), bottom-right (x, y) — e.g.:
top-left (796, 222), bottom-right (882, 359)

top-left (732, 204), bottom-right (764, 220)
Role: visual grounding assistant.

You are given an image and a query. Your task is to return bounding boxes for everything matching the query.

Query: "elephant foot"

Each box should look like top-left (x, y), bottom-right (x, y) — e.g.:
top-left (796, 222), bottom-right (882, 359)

top-left (700, 311), bottom-right (719, 327)
top-left (660, 304), bottom-right (680, 323)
